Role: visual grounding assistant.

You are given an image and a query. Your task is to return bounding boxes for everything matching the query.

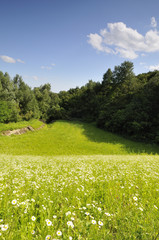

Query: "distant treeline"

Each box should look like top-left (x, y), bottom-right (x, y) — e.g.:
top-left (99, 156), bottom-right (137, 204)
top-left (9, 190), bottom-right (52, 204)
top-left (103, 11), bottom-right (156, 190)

top-left (0, 61), bottom-right (159, 143)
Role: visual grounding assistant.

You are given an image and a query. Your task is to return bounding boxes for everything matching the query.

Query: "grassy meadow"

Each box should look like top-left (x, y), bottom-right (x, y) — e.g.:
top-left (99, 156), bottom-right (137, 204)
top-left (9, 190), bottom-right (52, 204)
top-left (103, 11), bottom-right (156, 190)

top-left (0, 120), bottom-right (159, 239)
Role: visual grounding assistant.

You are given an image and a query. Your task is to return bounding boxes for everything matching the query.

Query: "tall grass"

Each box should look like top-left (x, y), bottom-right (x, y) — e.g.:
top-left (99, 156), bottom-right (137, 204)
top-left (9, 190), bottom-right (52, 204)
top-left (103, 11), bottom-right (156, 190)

top-left (0, 154), bottom-right (159, 239)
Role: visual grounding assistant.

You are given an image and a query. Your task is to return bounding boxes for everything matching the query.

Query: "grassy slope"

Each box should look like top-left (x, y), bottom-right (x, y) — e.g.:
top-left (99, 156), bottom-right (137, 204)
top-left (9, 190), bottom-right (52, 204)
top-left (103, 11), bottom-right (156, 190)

top-left (0, 120), bottom-right (158, 156)
top-left (0, 119), bottom-right (43, 132)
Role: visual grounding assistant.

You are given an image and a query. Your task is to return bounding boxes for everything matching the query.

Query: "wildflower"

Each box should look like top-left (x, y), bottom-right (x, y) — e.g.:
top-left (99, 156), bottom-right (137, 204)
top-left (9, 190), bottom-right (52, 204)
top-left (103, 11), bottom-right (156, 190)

top-left (12, 199), bottom-right (17, 205)
top-left (85, 212), bottom-right (90, 216)
top-left (53, 215), bottom-right (57, 218)
top-left (1, 224), bottom-right (8, 231)
top-left (66, 211), bottom-right (71, 216)
top-left (69, 237), bottom-right (73, 240)
top-left (31, 216), bottom-right (36, 221)
top-left (67, 221), bottom-right (74, 228)
top-left (31, 230), bottom-right (35, 234)
top-left (57, 230), bottom-right (62, 236)
top-left (92, 220), bottom-right (96, 224)
top-left (46, 220), bottom-right (52, 226)
top-left (98, 207), bottom-right (102, 211)
top-left (98, 221), bottom-right (103, 226)
top-left (154, 205), bottom-right (158, 209)
top-left (138, 207), bottom-right (143, 211)
top-left (45, 235), bottom-right (52, 240)
top-left (105, 212), bottom-right (111, 216)
top-left (133, 197), bottom-right (138, 201)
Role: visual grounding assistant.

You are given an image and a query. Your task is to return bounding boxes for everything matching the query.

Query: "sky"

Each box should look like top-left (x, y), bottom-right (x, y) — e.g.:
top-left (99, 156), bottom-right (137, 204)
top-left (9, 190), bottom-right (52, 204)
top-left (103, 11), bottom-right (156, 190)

top-left (1, 0), bottom-right (159, 92)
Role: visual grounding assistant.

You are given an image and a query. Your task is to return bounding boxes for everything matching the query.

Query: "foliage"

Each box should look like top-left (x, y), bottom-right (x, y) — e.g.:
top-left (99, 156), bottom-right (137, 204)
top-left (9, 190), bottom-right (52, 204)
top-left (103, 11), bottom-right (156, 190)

top-left (0, 60), bottom-right (159, 143)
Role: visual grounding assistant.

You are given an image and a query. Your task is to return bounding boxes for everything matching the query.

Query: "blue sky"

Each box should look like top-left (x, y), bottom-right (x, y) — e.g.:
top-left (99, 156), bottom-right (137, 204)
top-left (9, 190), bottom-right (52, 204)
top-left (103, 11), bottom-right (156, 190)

top-left (1, 0), bottom-right (159, 92)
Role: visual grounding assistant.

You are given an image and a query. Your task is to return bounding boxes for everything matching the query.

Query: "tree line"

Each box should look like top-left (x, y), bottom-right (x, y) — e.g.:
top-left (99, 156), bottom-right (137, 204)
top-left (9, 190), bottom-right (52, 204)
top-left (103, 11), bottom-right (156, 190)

top-left (0, 61), bottom-right (159, 143)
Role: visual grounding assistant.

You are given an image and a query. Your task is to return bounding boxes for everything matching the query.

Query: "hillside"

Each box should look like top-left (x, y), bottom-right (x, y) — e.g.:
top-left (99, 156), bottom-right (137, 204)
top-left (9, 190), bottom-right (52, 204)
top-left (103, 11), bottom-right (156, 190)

top-left (0, 120), bottom-right (158, 156)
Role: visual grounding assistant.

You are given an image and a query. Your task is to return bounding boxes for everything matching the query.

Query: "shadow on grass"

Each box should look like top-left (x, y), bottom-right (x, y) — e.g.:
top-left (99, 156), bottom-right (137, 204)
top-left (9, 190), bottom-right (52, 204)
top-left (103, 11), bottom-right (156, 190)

top-left (67, 120), bottom-right (159, 155)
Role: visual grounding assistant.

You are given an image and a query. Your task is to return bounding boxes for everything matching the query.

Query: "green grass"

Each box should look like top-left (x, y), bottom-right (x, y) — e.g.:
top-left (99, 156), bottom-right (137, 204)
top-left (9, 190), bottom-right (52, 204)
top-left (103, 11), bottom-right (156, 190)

top-left (0, 120), bottom-right (158, 156)
top-left (0, 154), bottom-right (159, 239)
top-left (1, 120), bottom-right (159, 239)
top-left (0, 119), bottom-right (43, 132)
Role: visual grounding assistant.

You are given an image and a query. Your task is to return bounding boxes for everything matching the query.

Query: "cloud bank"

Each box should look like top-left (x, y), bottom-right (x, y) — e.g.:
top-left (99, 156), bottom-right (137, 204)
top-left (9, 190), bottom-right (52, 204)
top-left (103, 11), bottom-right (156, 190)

top-left (0, 55), bottom-right (25, 63)
top-left (87, 18), bottom-right (159, 59)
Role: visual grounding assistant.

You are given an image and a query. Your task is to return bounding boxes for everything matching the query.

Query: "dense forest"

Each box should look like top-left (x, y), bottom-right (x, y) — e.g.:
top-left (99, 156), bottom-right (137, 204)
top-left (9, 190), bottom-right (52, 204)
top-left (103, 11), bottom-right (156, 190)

top-left (0, 61), bottom-right (159, 143)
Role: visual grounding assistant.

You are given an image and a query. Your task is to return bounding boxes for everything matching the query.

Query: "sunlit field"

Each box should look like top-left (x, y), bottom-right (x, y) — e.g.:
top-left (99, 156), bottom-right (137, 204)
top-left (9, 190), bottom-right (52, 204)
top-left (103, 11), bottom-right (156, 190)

top-left (0, 121), bottom-right (159, 239)
top-left (1, 155), bottom-right (159, 239)
top-left (0, 120), bottom-right (159, 156)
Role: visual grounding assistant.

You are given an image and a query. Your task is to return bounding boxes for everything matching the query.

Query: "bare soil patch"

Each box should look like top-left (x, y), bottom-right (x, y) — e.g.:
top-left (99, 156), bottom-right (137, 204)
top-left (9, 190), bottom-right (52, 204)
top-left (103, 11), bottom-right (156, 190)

top-left (1, 124), bottom-right (45, 136)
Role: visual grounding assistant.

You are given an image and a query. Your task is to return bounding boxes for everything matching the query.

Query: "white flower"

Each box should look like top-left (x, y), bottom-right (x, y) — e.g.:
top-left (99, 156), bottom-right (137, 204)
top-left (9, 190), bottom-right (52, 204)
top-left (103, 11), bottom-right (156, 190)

top-left (85, 212), bottom-right (90, 216)
top-left (69, 237), bottom-right (73, 240)
top-left (133, 197), bottom-right (138, 201)
top-left (67, 221), bottom-right (74, 228)
top-left (66, 211), bottom-right (71, 216)
top-left (138, 207), bottom-right (143, 211)
top-left (92, 220), bottom-right (96, 224)
top-left (57, 230), bottom-right (62, 236)
top-left (31, 216), bottom-right (36, 221)
top-left (53, 215), bottom-right (57, 218)
top-left (105, 212), bottom-right (111, 216)
top-left (1, 224), bottom-right (8, 231)
top-left (98, 221), bottom-right (103, 226)
top-left (31, 230), bottom-right (35, 234)
top-left (98, 207), bottom-right (102, 211)
top-left (45, 235), bottom-right (52, 240)
top-left (154, 205), bottom-right (158, 209)
top-left (46, 220), bottom-right (52, 226)
top-left (12, 199), bottom-right (17, 205)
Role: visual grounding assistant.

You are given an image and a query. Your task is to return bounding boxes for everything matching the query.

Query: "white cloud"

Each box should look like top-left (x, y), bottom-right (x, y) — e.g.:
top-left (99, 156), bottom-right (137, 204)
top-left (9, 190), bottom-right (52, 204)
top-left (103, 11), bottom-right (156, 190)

top-left (41, 63), bottom-right (55, 70)
top-left (17, 59), bottom-right (25, 64)
top-left (0, 55), bottom-right (25, 64)
top-left (0, 55), bottom-right (16, 63)
top-left (87, 20), bottom-right (159, 59)
top-left (148, 64), bottom-right (159, 71)
top-left (151, 17), bottom-right (157, 28)
top-left (41, 66), bottom-right (52, 70)
top-left (32, 76), bottom-right (38, 80)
